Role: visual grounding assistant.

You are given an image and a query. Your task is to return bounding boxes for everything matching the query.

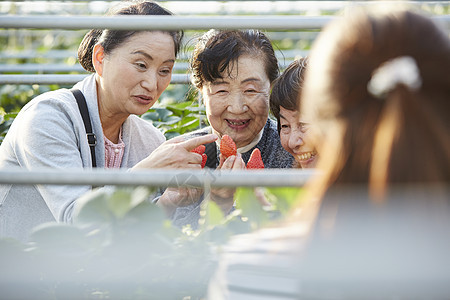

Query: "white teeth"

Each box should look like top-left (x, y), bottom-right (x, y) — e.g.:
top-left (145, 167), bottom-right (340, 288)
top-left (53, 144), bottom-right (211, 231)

top-left (298, 151), bottom-right (315, 161)
top-left (228, 120), bottom-right (246, 125)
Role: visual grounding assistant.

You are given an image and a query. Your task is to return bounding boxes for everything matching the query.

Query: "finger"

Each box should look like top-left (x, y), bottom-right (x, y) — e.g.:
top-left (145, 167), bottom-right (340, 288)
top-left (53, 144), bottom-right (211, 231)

top-left (187, 152), bottom-right (203, 165)
top-left (218, 153), bottom-right (225, 169)
top-left (220, 155), bottom-right (236, 170)
top-left (181, 134), bottom-right (218, 151)
top-left (232, 153), bottom-right (246, 170)
top-left (164, 134), bottom-right (187, 144)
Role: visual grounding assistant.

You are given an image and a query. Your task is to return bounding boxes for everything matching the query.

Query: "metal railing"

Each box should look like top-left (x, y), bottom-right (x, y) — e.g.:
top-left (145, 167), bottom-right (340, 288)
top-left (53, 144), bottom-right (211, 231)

top-left (0, 15), bottom-right (334, 30)
top-left (0, 168), bottom-right (315, 188)
top-left (0, 73), bottom-right (191, 84)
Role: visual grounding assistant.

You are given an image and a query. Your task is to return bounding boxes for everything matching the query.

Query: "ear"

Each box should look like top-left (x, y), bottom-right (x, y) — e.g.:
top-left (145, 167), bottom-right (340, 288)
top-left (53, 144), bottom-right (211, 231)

top-left (92, 44), bottom-right (105, 76)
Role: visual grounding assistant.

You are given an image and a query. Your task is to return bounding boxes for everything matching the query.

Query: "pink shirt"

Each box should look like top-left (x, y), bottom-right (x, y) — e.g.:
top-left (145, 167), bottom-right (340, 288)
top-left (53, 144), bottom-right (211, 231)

top-left (104, 128), bottom-right (125, 168)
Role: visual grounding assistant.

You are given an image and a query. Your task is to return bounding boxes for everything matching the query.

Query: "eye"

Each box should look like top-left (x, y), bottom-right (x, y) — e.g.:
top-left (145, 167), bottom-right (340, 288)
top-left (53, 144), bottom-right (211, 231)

top-left (135, 62), bottom-right (147, 70)
top-left (280, 124), bottom-right (290, 133)
top-left (159, 68), bottom-right (172, 76)
top-left (215, 90), bottom-right (228, 95)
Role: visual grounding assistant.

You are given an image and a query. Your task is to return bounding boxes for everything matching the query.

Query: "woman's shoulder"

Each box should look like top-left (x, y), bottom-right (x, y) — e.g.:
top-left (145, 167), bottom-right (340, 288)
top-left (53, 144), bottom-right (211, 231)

top-left (22, 89), bottom-right (76, 112)
top-left (14, 89), bottom-right (80, 127)
top-left (208, 224), bottom-right (306, 299)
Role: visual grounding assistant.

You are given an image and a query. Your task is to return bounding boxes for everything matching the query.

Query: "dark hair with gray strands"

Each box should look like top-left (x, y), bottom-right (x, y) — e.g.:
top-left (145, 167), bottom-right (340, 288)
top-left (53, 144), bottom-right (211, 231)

top-left (78, 0), bottom-right (183, 73)
top-left (190, 29), bottom-right (279, 90)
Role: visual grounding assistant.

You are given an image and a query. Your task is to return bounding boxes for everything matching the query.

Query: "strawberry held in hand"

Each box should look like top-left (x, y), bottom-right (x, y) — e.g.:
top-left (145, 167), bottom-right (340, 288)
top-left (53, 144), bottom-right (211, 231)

top-left (246, 148), bottom-right (264, 169)
top-left (191, 145), bottom-right (207, 168)
top-left (220, 135), bottom-right (237, 159)
top-left (191, 144), bottom-right (206, 155)
top-left (201, 153), bottom-right (207, 168)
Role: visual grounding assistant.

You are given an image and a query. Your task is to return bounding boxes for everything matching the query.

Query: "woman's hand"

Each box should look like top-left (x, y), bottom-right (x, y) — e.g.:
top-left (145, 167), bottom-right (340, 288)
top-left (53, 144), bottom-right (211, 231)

top-left (210, 153), bottom-right (246, 214)
top-left (132, 134), bottom-right (217, 170)
top-left (157, 187), bottom-right (204, 217)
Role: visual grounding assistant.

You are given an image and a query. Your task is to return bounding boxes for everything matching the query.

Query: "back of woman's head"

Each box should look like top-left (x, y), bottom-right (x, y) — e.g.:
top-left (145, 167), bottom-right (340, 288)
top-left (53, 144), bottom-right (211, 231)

top-left (78, 0), bottom-right (183, 72)
top-left (190, 29), bottom-right (279, 89)
top-left (302, 9), bottom-right (450, 194)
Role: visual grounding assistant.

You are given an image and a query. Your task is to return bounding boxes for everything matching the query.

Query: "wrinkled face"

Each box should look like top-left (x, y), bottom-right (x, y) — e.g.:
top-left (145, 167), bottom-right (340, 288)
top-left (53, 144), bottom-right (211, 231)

top-left (94, 31), bottom-right (175, 119)
top-left (202, 55), bottom-right (270, 149)
top-left (279, 106), bottom-right (318, 168)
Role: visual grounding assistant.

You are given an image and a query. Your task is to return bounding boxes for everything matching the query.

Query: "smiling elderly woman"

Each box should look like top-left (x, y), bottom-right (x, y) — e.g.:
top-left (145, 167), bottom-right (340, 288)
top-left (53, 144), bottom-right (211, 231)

top-left (159, 30), bottom-right (294, 228)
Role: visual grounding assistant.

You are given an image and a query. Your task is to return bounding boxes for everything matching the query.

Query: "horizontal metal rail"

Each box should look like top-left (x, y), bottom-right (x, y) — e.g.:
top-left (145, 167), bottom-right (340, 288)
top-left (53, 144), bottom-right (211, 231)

top-left (0, 49), bottom-right (309, 61)
top-left (0, 15), bottom-right (335, 30)
top-left (0, 63), bottom-right (87, 73)
top-left (0, 58), bottom-right (304, 74)
top-left (0, 73), bottom-right (191, 85)
top-left (1, 15), bottom-right (449, 31)
top-left (0, 168), bottom-right (315, 188)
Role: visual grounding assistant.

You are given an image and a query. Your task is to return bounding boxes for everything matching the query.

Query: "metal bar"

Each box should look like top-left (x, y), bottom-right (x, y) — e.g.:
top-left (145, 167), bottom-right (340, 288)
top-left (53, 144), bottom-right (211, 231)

top-left (0, 59), bottom-right (302, 73)
top-left (0, 168), bottom-right (315, 188)
top-left (0, 50), bottom-right (309, 61)
top-left (0, 15), bottom-right (335, 30)
top-left (0, 63), bottom-right (191, 73)
top-left (0, 73), bottom-right (191, 85)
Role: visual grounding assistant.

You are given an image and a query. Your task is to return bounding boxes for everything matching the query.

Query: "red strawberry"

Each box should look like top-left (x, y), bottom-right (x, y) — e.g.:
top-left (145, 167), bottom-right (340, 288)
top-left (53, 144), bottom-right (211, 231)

top-left (247, 148), bottom-right (264, 169)
top-left (201, 153), bottom-right (207, 168)
top-left (220, 135), bottom-right (237, 158)
top-left (191, 144), bottom-right (206, 155)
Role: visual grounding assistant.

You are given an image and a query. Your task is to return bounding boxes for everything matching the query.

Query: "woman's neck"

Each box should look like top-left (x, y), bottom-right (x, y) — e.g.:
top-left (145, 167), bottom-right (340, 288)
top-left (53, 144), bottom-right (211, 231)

top-left (96, 75), bottom-right (127, 143)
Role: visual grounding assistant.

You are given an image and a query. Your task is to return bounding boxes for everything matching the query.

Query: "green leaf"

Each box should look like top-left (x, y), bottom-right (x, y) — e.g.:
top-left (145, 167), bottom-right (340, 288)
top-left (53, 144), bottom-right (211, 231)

top-left (164, 115), bottom-right (182, 125)
top-left (265, 187), bottom-right (304, 214)
top-left (155, 107), bottom-right (173, 120)
top-left (73, 188), bottom-right (115, 225)
top-left (234, 187), bottom-right (268, 229)
top-left (141, 111), bottom-right (159, 121)
top-left (205, 201), bottom-right (225, 227)
top-left (29, 223), bottom-right (90, 254)
top-left (107, 189), bottom-right (133, 219)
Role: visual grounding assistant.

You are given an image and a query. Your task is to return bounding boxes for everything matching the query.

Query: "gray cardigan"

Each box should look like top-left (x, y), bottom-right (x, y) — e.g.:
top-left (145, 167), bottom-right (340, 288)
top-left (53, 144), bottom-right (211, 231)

top-left (0, 75), bottom-right (165, 241)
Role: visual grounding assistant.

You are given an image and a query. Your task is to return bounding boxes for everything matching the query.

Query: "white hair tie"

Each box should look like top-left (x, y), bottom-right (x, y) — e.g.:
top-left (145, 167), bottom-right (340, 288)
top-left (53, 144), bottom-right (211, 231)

top-left (367, 56), bottom-right (422, 98)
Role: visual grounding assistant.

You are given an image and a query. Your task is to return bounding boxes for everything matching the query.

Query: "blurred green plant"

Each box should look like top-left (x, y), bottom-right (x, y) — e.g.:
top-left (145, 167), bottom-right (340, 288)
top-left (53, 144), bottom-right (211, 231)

top-left (142, 101), bottom-right (207, 140)
top-left (0, 185), bottom-right (303, 299)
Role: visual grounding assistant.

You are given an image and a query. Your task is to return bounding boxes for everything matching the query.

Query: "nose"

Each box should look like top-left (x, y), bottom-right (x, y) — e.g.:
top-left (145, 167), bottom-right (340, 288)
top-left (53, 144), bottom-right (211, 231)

top-left (227, 92), bottom-right (248, 114)
top-left (289, 128), bottom-right (304, 153)
top-left (141, 71), bottom-right (158, 92)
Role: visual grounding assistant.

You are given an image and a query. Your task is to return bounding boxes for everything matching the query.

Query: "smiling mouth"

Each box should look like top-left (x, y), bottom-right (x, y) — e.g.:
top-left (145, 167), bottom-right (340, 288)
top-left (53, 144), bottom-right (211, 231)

top-left (297, 150), bottom-right (317, 161)
top-left (226, 119), bottom-right (250, 126)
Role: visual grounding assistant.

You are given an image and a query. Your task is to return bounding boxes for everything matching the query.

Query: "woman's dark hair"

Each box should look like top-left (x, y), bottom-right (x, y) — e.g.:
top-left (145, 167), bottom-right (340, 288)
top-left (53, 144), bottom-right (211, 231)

top-left (190, 29), bottom-right (279, 89)
top-left (78, 0), bottom-right (183, 72)
top-left (270, 57), bottom-right (308, 133)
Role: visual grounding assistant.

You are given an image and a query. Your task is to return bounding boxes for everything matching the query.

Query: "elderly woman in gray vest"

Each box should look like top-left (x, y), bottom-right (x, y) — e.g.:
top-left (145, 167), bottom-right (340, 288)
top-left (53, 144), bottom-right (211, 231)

top-left (158, 30), bottom-right (294, 228)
